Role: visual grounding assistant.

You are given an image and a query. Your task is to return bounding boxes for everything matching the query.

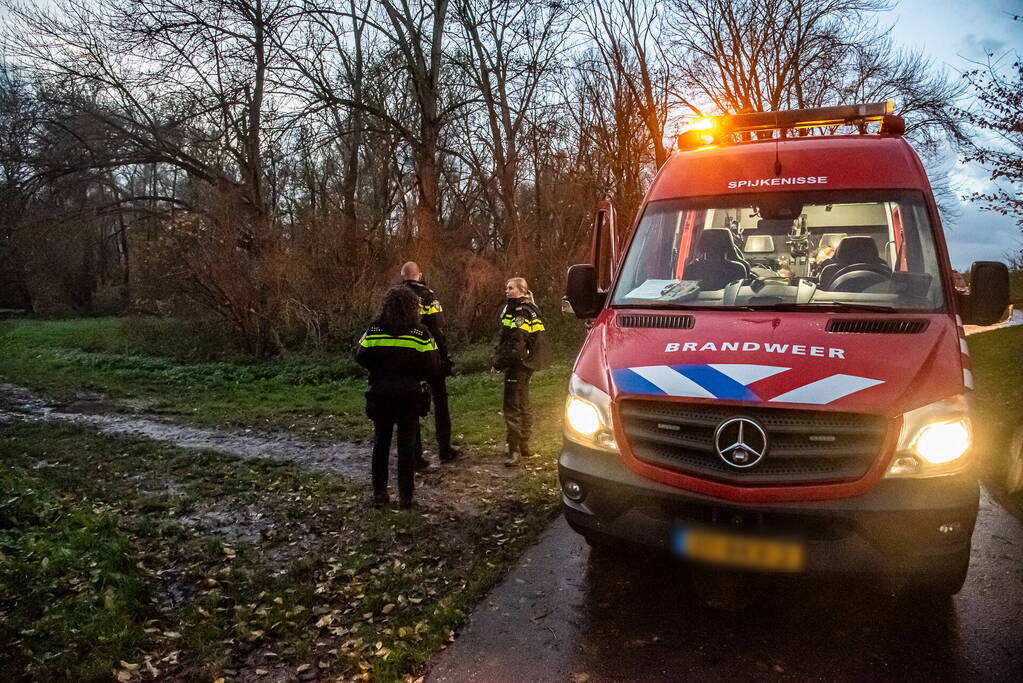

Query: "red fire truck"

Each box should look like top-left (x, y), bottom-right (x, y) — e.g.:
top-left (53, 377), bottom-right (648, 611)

top-left (560, 103), bottom-right (1010, 595)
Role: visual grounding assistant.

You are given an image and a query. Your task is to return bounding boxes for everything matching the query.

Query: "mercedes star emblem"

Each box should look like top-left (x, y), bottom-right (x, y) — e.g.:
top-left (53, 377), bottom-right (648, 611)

top-left (714, 417), bottom-right (769, 469)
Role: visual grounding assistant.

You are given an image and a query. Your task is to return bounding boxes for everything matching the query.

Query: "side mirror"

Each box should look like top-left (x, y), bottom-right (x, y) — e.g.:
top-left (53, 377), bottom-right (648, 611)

top-left (566, 264), bottom-right (604, 319)
top-left (959, 261), bottom-right (1010, 326)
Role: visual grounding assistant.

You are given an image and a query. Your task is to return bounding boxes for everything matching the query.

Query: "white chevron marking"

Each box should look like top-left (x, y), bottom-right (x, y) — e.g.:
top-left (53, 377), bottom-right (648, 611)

top-left (707, 364), bottom-right (790, 386)
top-left (629, 366), bottom-right (716, 398)
top-left (963, 368), bottom-right (974, 390)
top-left (769, 374), bottom-right (883, 405)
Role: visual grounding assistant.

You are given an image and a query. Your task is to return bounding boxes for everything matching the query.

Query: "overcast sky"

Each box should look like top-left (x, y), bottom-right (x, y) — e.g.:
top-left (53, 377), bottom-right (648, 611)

top-left (889, 0), bottom-right (1022, 269)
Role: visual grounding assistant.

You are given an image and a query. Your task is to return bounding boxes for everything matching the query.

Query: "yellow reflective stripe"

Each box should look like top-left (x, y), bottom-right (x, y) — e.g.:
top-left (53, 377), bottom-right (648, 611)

top-left (500, 317), bottom-right (544, 333)
top-left (420, 303), bottom-right (443, 315)
top-left (359, 336), bottom-right (438, 351)
top-left (363, 333), bottom-right (434, 343)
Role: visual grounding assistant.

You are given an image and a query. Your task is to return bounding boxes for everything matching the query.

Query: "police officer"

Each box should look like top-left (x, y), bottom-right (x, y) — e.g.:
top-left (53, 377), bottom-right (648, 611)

top-left (493, 277), bottom-right (548, 466)
top-left (356, 286), bottom-right (441, 508)
top-left (401, 261), bottom-right (461, 464)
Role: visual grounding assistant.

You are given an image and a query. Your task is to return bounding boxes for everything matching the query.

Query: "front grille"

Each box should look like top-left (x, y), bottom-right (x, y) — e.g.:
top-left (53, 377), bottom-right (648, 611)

top-left (619, 400), bottom-right (887, 486)
top-left (618, 314), bottom-right (694, 329)
top-left (827, 318), bottom-right (929, 334)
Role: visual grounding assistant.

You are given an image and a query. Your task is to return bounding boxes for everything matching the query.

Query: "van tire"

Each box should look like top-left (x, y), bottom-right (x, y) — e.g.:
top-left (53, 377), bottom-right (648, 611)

top-left (910, 552), bottom-right (970, 597)
top-left (1006, 424), bottom-right (1023, 495)
top-left (582, 530), bottom-right (621, 552)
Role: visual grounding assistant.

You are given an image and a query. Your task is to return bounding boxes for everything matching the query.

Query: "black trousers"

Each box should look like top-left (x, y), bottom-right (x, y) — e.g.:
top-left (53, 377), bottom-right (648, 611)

top-left (503, 365), bottom-right (533, 455)
top-left (429, 376), bottom-right (453, 453)
top-left (371, 403), bottom-right (419, 500)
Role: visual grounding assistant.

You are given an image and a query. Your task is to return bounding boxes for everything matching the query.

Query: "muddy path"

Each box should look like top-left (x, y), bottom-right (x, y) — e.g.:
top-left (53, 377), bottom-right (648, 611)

top-left (0, 383), bottom-right (522, 514)
top-left (0, 382), bottom-right (369, 478)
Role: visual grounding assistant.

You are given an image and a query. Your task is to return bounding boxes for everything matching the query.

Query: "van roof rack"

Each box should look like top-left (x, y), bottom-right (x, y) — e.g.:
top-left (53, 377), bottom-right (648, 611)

top-left (677, 102), bottom-right (904, 151)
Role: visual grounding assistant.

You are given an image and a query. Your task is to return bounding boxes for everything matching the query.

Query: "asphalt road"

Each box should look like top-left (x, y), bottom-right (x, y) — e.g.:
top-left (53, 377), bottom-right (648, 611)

top-left (428, 490), bottom-right (1022, 682)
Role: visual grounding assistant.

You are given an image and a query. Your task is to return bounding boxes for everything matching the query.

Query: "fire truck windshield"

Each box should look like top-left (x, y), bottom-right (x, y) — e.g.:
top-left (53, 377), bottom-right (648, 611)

top-left (611, 190), bottom-right (945, 311)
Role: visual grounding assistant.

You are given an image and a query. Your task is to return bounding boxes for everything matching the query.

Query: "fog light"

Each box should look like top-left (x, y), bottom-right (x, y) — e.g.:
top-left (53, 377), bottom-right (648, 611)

top-left (563, 480), bottom-right (584, 501)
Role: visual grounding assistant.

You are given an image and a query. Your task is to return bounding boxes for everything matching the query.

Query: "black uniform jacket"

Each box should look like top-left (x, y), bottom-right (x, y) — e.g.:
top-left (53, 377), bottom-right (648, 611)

top-left (356, 322), bottom-right (441, 396)
top-left (403, 280), bottom-right (451, 366)
top-left (494, 298), bottom-right (548, 371)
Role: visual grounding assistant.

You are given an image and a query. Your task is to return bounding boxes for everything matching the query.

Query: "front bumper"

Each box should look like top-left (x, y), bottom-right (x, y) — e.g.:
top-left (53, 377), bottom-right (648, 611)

top-left (559, 442), bottom-right (979, 577)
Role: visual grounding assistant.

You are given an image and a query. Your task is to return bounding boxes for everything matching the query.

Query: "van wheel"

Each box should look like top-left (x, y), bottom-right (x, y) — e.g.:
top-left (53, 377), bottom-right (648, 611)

top-left (1006, 424), bottom-right (1023, 495)
top-left (909, 553), bottom-right (970, 597)
top-left (583, 530), bottom-right (621, 554)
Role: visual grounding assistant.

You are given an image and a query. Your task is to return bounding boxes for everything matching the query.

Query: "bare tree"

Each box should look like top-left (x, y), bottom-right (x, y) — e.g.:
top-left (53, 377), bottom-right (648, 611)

top-left (579, 0), bottom-right (700, 169)
top-left (3, 0), bottom-right (300, 353)
top-left (959, 56), bottom-right (1023, 230)
top-left (452, 0), bottom-right (569, 270)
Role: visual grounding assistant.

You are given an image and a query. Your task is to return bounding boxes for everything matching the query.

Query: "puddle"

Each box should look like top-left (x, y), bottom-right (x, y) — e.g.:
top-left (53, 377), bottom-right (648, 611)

top-left (0, 382), bottom-right (370, 479)
top-left (179, 502), bottom-right (276, 545)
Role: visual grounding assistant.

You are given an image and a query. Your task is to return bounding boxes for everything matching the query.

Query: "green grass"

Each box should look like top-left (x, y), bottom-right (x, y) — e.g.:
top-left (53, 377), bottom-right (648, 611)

top-left (0, 317), bottom-right (576, 680)
top-left (0, 317), bottom-right (572, 449)
top-left (0, 421), bottom-right (561, 681)
top-left (0, 467), bottom-right (151, 682)
top-left (967, 325), bottom-right (1023, 510)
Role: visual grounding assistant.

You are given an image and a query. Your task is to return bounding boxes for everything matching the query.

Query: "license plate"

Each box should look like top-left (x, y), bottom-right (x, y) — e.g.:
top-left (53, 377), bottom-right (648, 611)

top-left (674, 527), bottom-right (805, 573)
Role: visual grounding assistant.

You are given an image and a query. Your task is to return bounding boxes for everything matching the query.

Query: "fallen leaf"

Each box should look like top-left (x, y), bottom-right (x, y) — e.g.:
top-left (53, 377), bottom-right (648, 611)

top-left (296, 664), bottom-right (311, 673)
top-left (114, 671), bottom-right (132, 683)
top-left (382, 603), bottom-right (395, 614)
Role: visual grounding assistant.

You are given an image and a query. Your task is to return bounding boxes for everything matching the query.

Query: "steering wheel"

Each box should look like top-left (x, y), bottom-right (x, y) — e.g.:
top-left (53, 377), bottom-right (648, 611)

top-left (830, 264), bottom-right (892, 293)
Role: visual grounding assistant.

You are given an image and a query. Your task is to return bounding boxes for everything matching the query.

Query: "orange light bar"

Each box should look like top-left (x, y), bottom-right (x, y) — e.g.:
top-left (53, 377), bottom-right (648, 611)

top-left (715, 102), bottom-right (894, 134)
top-left (676, 102), bottom-right (901, 151)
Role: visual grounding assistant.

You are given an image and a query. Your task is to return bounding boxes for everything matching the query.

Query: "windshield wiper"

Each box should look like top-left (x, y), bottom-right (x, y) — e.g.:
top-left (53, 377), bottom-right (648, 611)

top-left (616, 303), bottom-right (742, 311)
top-left (752, 302), bottom-right (900, 313)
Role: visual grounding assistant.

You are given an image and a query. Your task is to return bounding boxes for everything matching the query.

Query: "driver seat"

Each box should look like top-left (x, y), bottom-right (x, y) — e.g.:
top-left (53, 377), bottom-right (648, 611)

top-left (683, 228), bottom-right (750, 290)
top-left (819, 236), bottom-right (890, 290)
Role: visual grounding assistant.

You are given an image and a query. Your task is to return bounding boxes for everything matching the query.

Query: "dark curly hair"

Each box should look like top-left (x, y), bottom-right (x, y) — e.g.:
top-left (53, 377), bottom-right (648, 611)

top-left (375, 285), bottom-right (420, 332)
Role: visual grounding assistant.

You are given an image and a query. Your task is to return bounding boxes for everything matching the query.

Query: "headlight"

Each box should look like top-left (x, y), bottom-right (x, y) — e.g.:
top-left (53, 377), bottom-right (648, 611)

top-left (886, 395), bottom-right (972, 478)
top-left (564, 374), bottom-right (618, 452)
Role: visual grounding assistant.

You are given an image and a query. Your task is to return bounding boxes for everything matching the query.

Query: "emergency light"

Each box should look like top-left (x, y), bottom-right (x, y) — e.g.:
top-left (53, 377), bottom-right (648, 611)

top-left (677, 102), bottom-right (906, 151)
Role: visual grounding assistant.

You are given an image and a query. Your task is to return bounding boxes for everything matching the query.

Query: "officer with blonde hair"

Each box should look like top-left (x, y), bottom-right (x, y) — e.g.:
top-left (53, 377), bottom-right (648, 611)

top-left (493, 277), bottom-right (549, 466)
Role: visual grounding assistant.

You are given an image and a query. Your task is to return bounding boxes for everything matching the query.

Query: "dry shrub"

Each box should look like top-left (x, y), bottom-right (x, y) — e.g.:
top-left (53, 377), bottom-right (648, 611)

top-left (134, 189), bottom-right (290, 356)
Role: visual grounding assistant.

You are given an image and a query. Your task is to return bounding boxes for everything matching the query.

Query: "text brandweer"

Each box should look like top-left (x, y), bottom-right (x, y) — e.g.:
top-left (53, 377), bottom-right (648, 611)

top-left (664, 341), bottom-right (846, 359)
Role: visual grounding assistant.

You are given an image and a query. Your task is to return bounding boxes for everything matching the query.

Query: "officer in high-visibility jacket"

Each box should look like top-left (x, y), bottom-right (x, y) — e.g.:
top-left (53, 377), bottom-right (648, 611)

top-left (401, 261), bottom-right (460, 464)
top-left (356, 286), bottom-right (441, 509)
top-left (493, 277), bottom-right (548, 466)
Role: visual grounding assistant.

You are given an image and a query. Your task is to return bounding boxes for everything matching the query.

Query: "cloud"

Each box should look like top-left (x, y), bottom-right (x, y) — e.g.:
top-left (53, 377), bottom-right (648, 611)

top-left (959, 34), bottom-right (1008, 61)
top-left (943, 202), bottom-right (1021, 270)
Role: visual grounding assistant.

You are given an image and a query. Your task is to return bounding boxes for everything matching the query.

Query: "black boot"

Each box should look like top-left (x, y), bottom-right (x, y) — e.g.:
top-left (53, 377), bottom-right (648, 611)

top-left (439, 447), bottom-right (461, 463)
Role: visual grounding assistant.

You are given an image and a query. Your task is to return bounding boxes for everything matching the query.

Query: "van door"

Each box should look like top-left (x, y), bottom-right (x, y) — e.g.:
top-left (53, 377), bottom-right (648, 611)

top-left (592, 198), bottom-right (619, 293)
